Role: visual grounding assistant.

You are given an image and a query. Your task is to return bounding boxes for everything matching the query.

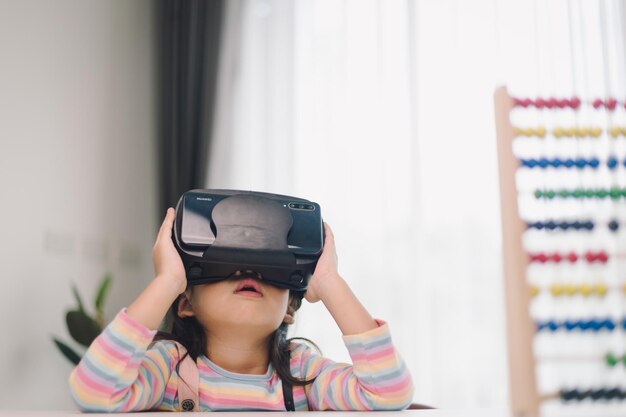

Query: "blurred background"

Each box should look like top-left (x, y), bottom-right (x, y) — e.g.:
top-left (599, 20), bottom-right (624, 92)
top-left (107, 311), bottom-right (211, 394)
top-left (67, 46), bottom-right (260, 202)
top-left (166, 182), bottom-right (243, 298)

top-left (1, 0), bottom-right (625, 414)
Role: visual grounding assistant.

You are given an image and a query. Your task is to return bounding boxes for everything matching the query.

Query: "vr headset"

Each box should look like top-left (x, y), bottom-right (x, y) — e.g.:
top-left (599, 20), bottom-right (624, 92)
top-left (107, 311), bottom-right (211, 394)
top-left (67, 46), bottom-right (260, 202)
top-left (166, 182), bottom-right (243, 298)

top-left (172, 189), bottom-right (324, 292)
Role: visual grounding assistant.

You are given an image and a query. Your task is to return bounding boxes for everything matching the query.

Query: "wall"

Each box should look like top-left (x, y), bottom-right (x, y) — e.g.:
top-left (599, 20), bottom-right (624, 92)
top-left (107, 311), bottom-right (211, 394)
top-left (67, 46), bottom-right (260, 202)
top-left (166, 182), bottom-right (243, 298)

top-left (0, 0), bottom-right (157, 409)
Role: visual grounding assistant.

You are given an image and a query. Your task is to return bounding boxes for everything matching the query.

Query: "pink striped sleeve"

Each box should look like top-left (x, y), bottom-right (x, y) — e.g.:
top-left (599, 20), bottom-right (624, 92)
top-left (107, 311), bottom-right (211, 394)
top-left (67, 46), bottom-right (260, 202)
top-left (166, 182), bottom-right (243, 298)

top-left (292, 319), bottom-right (414, 411)
top-left (68, 308), bottom-right (178, 412)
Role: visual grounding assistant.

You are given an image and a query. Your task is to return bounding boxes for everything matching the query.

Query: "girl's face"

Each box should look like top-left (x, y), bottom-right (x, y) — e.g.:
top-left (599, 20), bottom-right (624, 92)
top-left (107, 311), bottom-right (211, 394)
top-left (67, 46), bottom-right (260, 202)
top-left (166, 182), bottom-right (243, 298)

top-left (182, 275), bottom-right (290, 337)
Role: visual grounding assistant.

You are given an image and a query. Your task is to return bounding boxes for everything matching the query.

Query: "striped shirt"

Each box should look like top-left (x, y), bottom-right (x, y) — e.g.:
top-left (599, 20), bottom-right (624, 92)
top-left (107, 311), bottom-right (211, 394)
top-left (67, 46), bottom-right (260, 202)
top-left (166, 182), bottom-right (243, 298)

top-left (68, 309), bottom-right (414, 412)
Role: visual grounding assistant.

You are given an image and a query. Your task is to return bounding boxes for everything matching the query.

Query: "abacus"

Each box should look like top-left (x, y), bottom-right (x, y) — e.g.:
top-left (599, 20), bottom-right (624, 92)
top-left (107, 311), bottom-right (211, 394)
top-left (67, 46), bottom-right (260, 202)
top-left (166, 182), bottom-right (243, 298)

top-left (495, 86), bottom-right (626, 417)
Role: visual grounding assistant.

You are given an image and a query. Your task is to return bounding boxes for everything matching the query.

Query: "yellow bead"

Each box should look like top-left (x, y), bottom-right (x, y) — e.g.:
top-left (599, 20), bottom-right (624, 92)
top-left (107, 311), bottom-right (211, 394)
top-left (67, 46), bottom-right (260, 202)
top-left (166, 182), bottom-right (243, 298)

top-left (595, 283), bottom-right (608, 297)
top-left (578, 128), bottom-right (589, 137)
top-left (621, 127), bottom-right (626, 136)
top-left (565, 127), bottom-right (576, 137)
top-left (580, 284), bottom-right (592, 296)
top-left (551, 283), bottom-right (563, 296)
top-left (564, 284), bottom-right (577, 295)
top-left (610, 127), bottom-right (621, 138)
top-left (524, 128), bottom-right (533, 136)
top-left (536, 127), bottom-right (546, 138)
top-left (529, 285), bottom-right (539, 297)
top-left (591, 127), bottom-right (602, 138)
top-left (553, 127), bottom-right (563, 138)
top-left (514, 127), bottom-right (522, 136)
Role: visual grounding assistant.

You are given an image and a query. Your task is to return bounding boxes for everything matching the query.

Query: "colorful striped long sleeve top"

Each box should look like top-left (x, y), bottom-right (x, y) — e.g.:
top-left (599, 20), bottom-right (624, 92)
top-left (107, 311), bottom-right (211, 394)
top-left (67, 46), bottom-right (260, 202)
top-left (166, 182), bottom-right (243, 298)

top-left (68, 309), bottom-right (414, 412)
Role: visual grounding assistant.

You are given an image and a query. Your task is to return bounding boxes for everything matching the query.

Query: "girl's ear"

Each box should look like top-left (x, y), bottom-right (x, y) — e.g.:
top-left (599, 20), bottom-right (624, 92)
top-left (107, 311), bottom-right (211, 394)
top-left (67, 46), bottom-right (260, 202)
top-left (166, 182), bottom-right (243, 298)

top-left (177, 291), bottom-right (195, 319)
top-left (283, 305), bottom-right (296, 325)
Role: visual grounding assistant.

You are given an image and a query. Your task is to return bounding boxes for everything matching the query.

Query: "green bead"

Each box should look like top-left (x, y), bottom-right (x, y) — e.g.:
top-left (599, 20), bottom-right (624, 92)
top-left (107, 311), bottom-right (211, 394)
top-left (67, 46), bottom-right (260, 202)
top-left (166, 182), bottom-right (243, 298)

top-left (621, 188), bottom-right (626, 198)
top-left (606, 352), bottom-right (618, 367)
top-left (622, 354), bottom-right (626, 367)
top-left (558, 189), bottom-right (570, 198)
top-left (572, 189), bottom-right (584, 198)
top-left (610, 188), bottom-right (622, 200)
top-left (546, 190), bottom-right (557, 199)
top-left (597, 189), bottom-right (608, 199)
top-left (534, 190), bottom-right (543, 199)
top-left (584, 189), bottom-right (595, 198)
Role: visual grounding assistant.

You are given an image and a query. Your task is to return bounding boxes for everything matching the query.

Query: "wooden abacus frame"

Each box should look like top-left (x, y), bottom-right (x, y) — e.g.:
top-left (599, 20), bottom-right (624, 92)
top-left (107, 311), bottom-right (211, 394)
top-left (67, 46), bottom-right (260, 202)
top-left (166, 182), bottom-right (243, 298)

top-left (494, 85), bottom-right (540, 417)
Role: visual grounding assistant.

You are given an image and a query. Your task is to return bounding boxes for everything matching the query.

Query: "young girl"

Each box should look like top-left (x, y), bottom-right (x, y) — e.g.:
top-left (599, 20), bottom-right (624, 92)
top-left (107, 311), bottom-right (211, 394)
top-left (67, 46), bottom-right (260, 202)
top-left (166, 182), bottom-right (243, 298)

top-left (69, 208), bottom-right (414, 412)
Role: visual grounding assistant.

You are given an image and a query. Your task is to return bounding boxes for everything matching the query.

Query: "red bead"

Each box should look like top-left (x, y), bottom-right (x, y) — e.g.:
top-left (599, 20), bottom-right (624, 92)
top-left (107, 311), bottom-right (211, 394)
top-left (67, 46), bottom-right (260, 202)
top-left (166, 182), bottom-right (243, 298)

top-left (567, 252), bottom-right (578, 263)
top-left (597, 251), bottom-right (608, 263)
top-left (550, 253), bottom-right (562, 263)
top-left (607, 98), bottom-right (618, 110)
top-left (522, 98), bottom-right (532, 107)
top-left (593, 98), bottom-right (604, 109)
top-left (556, 98), bottom-right (567, 108)
top-left (570, 97), bottom-right (581, 109)
top-left (535, 97), bottom-right (546, 109)
top-left (585, 251), bottom-right (596, 262)
top-left (513, 97), bottom-right (523, 107)
top-left (547, 97), bottom-right (557, 109)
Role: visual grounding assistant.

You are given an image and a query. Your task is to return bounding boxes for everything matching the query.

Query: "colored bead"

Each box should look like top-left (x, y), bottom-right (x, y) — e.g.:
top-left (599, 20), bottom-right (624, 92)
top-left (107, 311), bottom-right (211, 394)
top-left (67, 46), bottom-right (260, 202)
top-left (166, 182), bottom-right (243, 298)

top-left (570, 96), bottom-right (581, 109)
top-left (547, 97), bottom-right (557, 108)
top-left (536, 126), bottom-right (546, 137)
top-left (594, 283), bottom-right (608, 297)
top-left (584, 221), bottom-right (594, 230)
top-left (535, 97), bottom-right (546, 109)
top-left (563, 283), bottom-right (576, 295)
top-left (551, 283), bottom-right (563, 296)
top-left (564, 158), bottom-right (575, 168)
top-left (597, 189), bottom-right (608, 199)
top-left (551, 253), bottom-right (563, 263)
top-left (575, 159), bottom-right (586, 168)
top-left (589, 158), bottom-right (600, 168)
top-left (606, 98), bottom-right (618, 110)
top-left (567, 252), bottom-right (579, 262)
top-left (609, 126), bottom-right (621, 137)
top-left (591, 127), bottom-right (602, 137)
top-left (546, 190), bottom-right (557, 198)
top-left (580, 284), bottom-right (592, 296)
top-left (545, 220), bottom-right (556, 230)
top-left (606, 352), bottom-right (619, 367)
top-left (538, 157), bottom-right (549, 168)
top-left (608, 156), bottom-right (618, 169)
top-left (609, 188), bottom-right (622, 200)
top-left (593, 98), bottom-right (604, 108)
top-left (553, 127), bottom-right (564, 138)
top-left (558, 189), bottom-right (569, 198)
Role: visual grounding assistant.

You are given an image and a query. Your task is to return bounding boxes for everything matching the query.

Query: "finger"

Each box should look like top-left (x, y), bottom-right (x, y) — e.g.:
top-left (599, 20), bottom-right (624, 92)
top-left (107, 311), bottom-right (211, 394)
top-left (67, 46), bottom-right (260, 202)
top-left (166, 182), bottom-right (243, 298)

top-left (158, 208), bottom-right (175, 240)
top-left (323, 222), bottom-right (334, 242)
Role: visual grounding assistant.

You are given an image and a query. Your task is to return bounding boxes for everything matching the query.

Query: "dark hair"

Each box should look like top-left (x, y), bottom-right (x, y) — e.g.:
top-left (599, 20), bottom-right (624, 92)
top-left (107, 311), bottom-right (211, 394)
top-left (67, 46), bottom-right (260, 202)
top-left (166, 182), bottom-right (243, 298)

top-left (153, 287), bottom-right (318, 387)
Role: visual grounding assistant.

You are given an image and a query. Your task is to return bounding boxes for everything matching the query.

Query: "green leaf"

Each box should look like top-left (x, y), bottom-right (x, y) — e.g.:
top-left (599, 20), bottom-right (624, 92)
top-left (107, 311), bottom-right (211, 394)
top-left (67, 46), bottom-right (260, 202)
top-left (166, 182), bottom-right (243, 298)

top-left (66, 310), bottom-right (102, 347)
top-left (52, 337), bottom-right (82, 365)
top-left (95, 273), bottom-right (112, 314)
top-left (71, 283), bottom-right (85, 314)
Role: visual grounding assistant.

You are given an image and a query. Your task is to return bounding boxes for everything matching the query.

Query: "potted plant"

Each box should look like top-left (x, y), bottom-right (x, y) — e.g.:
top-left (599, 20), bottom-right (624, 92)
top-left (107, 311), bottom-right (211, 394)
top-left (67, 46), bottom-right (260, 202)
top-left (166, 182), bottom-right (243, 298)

top-left (52, 273), bottom-right (112, 365)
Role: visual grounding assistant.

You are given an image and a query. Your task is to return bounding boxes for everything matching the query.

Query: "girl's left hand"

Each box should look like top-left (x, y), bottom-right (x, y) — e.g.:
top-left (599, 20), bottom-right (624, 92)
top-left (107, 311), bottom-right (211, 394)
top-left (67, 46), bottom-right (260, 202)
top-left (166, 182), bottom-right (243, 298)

top-left (305, 222), bottom-right (340, 303)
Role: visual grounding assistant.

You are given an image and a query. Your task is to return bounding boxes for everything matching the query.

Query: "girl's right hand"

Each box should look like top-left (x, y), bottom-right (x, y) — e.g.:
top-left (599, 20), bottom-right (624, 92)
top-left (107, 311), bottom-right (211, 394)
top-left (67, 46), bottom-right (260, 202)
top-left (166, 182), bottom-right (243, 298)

top-left (152, 207), bottom-right (187, 295)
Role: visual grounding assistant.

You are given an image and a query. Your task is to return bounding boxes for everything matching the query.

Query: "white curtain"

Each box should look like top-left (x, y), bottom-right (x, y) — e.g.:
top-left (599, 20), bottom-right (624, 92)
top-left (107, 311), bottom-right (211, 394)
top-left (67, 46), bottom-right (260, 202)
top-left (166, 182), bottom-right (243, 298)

top-left (208, 0), bottom-right (626, 410)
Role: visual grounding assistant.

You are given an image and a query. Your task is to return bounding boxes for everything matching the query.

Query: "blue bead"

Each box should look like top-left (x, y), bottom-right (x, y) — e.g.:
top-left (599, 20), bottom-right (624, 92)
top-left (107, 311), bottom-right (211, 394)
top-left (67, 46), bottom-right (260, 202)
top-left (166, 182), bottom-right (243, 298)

top-left (538, 158), bottom-right (549, 168)
top-left (605, 319), bottom-right (616, 330)
top-left (564, 158), bottom-right (575, 168)
top-left (578, 320), bottom-right (589, 331)
top-left (572, 221), bottom-right (581, 230)
top-left (609, 220), bottom-right (619, 231)
top-left (589, 158), bottom-right (600, 168)
top-left (560, 221), bottom-right (570, 230)
top-left (608, 156), bottom-right (618, 169)
top-left (564, 320), bottom-right (577, 331)
top-left (575, 159), bottom-right (586, 169)
top-left (548, 321), bottom-right (559, 331)
top-left (546, 220), bottom-right (556, 230)
top-left (552, 159), bottom-right (562, 168)
top-left (584, 221), bottom-right (594, 230)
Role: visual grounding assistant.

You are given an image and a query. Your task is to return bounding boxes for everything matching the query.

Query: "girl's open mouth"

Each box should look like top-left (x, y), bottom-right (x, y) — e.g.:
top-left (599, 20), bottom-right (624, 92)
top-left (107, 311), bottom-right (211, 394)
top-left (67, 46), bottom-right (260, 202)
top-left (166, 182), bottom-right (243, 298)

top-left (234, 277), bottom-right (263, 297)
